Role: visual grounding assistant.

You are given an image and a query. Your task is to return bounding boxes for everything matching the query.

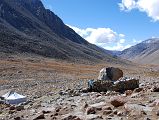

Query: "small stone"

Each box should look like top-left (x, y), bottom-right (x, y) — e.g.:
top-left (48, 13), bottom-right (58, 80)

top-left (117, 111), bottom-right (123, 116)
top-left (103, 110), bottom-right (112, 115)
top-left (151, 86), bottom-right (159, 92)
top-left (110, 96), bottom-right (126, 107)
top-left (149, 99), bottom-right (159, 107)
top-left (14, 117), bottom-right (21, 120)
top-left (62, 115), bottom-right (81, 120)
top-left (9, 106), bottom-right (16, 110)
top-left (133, 88), bottom-right (143, 93)
top-left (42, 110), bottom-right (51, 114)
top-left (156, 110), bottom-right (159, 116)
top-left (102, 106), bottom-right (112, 110)
top-left (125, 90), bottom-right (133, 96)
top-left (144, 117), bottom-right (151, 120)
top-left (113, 109), bottom-right (118, 114)
top-left (16, 105), bottom-right (24, 111)
top-left (108, 113), bottom-right (114, 117)
top-left (32, 113), bottom-right (45, 120)
top-left (141, 110), bottom-right (147, 115)
top-left (55, 107), bottom-right (61, 112)
top-left (86, 107), bottom-right (96, 114)
top-left (51, 116), bottom-right (57, 120)
top-left (83, 102), bottom-right (88, 109)
top-left (9, 110), bottom-right (16, 114)
top-left (86, 114), bottom-right (103, 120)
top-left (81, 88), bottom-right (88, 93)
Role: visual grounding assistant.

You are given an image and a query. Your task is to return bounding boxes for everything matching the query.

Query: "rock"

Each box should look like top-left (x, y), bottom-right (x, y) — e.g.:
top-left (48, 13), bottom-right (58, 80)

top-left (89, 80), bottom-right (113, 92)
top-left (81, 93), bottom-right (89, 97)
top-left (86, 114), bottom-right (102, 120)
top-left (133, 88), bottom-right (143, 93)
top-left (156, 110), bottom-right (159, 116)
top-left (149, 99), bottom-right (159, 106)
top-left (113, 109), bottom-right (118, 114)
top-left (98, 67), bottom-right (123, 81)
top-left (89, 77), bottom-right (139, 92)
top-left (81, 88), bottom-right (88, 93)
top-left (9, 106), bottom-right (16, 110)
top-left (131, 93), bottom-right (140, 98)
top-left (14, 117), bottom-right (21, 120)
top-left (9, 110), bottom-right (16, 114)
top-left (59, 90), bottom-right (67, 96)
top-left (124, 103), bottom-right (153, 112)
top-left (61, 115), bottom-right (81, 120)
top-left (83, 102), bottom-right (88, 109)
top-left (86, 107), bottom-right (96, 114)
top-left (98, 68), bottom-right (110, 80)
top-left (150, 85), bottom-right (159, 92)
top-left (113, 78), bottom-right (139, 92)
top-left (144, 117), bottom-right (151, 120)
top-left (0, 100), bottom-right (4, 104)
top-left (32, 113), bottom-right (45, 120)
top-left (117, 111), bottom-right (123, 116)
top-left (90, 102), bottom-right (106, 111)
top-left (16, 105), bottom-right (24, 111)
top-left (103, 110), bottom-right (112, 115)
top-left (106, 91), bottom-right (119, 96)
top-left (102, 106), bottom-right (112, 110)
top-left (67, 89), bottom-right (80, 96)
top-left (110, 96), bottom-right (126, 107)
top-left (42, 110), bottom-right (51, 114)
top-left (125, 90), bottom-right (133, 96)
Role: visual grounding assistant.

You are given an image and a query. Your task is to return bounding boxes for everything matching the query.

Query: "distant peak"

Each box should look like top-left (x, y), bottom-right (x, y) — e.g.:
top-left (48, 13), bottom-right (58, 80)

top-left (142, 38), bottom-right (159, 44)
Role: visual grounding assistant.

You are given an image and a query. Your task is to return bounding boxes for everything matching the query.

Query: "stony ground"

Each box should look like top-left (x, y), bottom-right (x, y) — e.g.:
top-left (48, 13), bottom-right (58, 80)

top-left (0, 55), bottom-right (159, 120)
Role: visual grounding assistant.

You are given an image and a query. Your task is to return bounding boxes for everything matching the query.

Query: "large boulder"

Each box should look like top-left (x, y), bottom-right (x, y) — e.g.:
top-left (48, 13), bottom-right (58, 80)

top-left (88, 77), bottom-right (139, 92)
top-left (88, 80), bottom-right (113, 92)
top-left (88, 67), bottom-right (139, 92)
top-left (113, 77), bottom-right (139, 92)
top-left (98, 67), bottom-right (123, 81)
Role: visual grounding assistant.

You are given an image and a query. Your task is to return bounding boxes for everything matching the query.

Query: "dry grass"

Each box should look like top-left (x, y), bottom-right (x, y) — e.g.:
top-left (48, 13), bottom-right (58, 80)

top-left (0, 56), bottom-right (151, 82)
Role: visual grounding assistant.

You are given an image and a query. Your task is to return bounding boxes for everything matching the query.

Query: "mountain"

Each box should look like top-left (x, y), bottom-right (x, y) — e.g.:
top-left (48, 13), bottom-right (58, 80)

top-left (0, 0), bottom-right (120, 63)
top-left (118, 38), bottom-right (159, 65)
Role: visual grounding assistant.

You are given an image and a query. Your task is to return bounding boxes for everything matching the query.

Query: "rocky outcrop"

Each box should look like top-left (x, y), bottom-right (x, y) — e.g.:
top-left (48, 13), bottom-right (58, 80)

top-left (98, 67), bottom-right (123, 81)
top-left (89, 67), bottom-right (139, 92)
top-left (113, 77), bottom-right (139, 92)
top-left (89, 77), bottom-right (139, 92)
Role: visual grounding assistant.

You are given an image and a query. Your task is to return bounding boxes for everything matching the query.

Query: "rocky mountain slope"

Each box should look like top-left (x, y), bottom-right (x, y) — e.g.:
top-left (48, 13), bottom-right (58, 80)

top-left (0, 0), bottom-right (118, 62)
top-left (118, 38), bottom-right (159, 65)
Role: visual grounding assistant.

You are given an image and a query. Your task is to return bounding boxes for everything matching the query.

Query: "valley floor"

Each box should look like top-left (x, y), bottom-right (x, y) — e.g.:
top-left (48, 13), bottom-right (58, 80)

top-left (0, 55), bottom-right (159, 120)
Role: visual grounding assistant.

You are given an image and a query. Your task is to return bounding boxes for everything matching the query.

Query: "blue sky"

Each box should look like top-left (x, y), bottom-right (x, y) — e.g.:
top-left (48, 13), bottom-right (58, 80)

top-left (42, 0), bottom-right (159, 51)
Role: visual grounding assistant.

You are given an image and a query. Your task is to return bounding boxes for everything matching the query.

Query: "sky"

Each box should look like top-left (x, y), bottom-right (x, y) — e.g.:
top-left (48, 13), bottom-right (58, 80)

top-left (42, 0), bottom-right (159, 51)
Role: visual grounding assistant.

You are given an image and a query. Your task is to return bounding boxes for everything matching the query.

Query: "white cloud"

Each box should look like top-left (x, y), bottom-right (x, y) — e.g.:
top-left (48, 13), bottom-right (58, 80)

top-left (119, 39), bottom-right (125, 43)
top-left (119, 34), bottom-right (125, 38)
top-left (119, 0), bottom-right (159, 21)
top-left (104, 43), bottom-right (131, 51)
top-left (67, 24), bottom-right (131, 51)
top-left (85, 28), bottom-right (117, 44)
top-left (119, 0), bottom-right (136, 10)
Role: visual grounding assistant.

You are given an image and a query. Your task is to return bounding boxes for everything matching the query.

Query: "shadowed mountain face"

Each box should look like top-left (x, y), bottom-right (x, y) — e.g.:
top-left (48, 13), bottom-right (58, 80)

top-left (118, 38), bottom-right (159, 65)
top-left (0, 0), bottom-right (120, 62)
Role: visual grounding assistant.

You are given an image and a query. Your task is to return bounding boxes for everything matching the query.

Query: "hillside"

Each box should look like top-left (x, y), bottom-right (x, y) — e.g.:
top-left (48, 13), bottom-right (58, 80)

top-left (0, 0), bottom-right (119, 63)
top-left (118, 38), bottom-right (159, 65)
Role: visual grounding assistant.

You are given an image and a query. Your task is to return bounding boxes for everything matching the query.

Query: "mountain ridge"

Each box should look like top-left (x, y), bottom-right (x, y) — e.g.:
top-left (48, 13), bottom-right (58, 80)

top-left (118, 38), bottom-right (159, 65)
top-left (0, 0), bottom-right (122, 63)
